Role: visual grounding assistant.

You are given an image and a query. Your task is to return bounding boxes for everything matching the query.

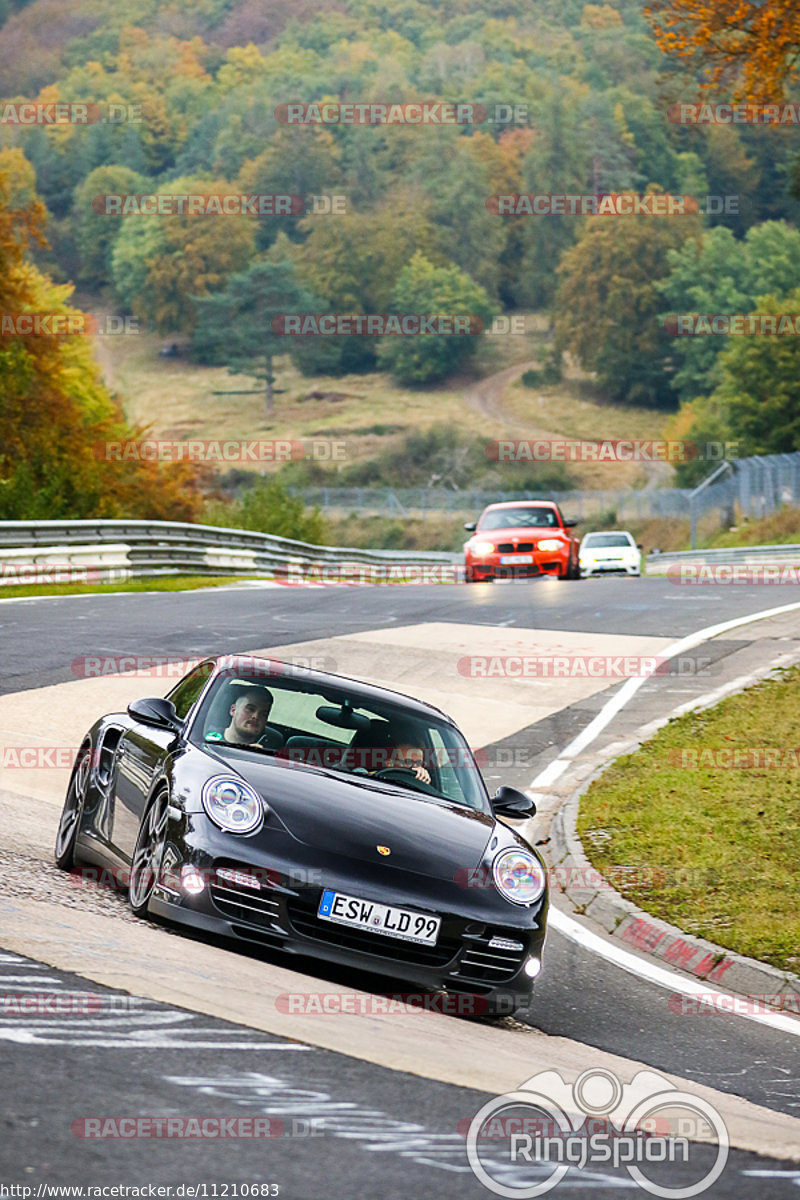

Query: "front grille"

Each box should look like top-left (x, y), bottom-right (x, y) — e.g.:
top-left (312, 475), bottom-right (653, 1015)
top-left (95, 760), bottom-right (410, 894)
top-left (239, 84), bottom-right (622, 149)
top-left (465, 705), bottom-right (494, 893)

top-left (287, 891), bottom-right (461, 967)
top-left (209, 878), bottom-right (282, 929)
top-left (497, 542), bottom-right (534, 554)
top-left (455, 929), bottom-right (528, 984)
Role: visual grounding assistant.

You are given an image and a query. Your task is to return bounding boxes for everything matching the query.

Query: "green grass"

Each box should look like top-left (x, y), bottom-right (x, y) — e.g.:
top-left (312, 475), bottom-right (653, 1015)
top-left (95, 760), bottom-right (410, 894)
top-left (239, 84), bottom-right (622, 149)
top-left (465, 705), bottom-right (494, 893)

top-left (0, 575), bottom-right (246, 600)
top-left (577, 665), bottom-right (800, 972)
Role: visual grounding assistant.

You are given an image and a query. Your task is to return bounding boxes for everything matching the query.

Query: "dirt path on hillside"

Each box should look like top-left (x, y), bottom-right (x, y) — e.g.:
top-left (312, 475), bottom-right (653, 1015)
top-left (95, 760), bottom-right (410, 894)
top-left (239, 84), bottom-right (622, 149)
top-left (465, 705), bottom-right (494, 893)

top-left (463, 360), bottom-right (674, 491)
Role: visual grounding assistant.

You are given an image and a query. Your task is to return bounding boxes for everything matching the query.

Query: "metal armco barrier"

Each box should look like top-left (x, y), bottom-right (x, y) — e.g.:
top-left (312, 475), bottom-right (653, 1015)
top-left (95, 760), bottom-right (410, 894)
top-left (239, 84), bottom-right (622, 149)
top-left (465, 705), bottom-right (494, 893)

top-left (0, 520), bottom-right (461, 586)
top-left (646, 544), bottom-right (800, 574)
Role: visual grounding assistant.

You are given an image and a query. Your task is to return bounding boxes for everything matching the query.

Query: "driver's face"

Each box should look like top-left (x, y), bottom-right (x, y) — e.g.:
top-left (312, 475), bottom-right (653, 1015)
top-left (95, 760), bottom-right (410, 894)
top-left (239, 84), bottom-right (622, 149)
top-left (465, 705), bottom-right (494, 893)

top-left (229, 696), bottom-right (270, 743)
top-left (393, 745), bottom-right (424, 769)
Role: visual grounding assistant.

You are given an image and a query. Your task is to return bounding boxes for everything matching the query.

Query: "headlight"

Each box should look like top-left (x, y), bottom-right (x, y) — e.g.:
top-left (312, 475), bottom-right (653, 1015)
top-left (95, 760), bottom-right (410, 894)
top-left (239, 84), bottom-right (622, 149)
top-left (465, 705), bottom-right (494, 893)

top-left (202, 776), bottom-right (264, 834)
top-left (492, 849), bottom-right (546, 905)
top-left (537, 538), bottom-right (564, 552)
top-left (470, 540), bottom-right (495, 556)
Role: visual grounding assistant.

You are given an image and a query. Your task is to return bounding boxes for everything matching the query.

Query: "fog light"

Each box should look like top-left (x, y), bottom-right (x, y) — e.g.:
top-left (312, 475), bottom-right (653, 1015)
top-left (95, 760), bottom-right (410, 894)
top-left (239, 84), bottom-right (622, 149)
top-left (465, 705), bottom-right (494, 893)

top-left (524, 956), bottom-right (541, 978)
top-left (180, 864), bottom-right (206, 895)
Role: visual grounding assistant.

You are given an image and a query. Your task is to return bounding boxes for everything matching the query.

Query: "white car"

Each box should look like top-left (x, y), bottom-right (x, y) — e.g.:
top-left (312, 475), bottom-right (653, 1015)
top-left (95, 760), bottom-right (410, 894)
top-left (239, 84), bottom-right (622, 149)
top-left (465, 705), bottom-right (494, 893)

top-left (579, 531), bottom-right (642, 578)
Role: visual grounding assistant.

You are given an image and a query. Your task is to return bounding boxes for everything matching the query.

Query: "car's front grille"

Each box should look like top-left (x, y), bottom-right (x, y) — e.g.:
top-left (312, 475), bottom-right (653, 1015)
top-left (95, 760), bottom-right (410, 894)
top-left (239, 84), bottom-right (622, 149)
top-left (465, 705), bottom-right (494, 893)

top-left (209, 877), bottom-right (282, 929)
top-left (287, 892), bottom-right (461, 967)
top-left (454, 929), bottom-right (528, 984)
top-left (497, 542), bottom-right (534, 553)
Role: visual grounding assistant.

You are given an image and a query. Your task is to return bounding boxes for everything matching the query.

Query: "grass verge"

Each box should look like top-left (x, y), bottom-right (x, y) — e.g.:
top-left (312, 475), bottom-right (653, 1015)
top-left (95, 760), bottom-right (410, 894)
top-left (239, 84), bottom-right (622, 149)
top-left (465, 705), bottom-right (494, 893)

top-left (577, 664), bottom-right (800, 973)
top-left (0, 576), bottom-right (246, 600)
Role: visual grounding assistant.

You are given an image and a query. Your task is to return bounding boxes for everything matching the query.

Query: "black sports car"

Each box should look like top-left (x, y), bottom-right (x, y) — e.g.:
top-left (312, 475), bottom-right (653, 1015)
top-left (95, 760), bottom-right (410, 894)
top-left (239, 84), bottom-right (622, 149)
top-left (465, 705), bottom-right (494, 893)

top-left (55, 655), bottom-right (547, 1016)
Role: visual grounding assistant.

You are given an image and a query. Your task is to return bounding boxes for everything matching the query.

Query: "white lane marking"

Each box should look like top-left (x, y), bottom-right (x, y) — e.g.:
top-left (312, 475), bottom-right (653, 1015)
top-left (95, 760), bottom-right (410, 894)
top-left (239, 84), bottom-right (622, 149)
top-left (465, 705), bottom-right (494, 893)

top-left (0, 975), bottom-right (62, 984)
top-left (548, 897), bottom-right (800, 1039)
top-left (536, 599), bottom-right (800, 1034)
top-left (530, 599), bottom-right (800, 789)
top-left (0, 1031), bottom-right (311, 1046)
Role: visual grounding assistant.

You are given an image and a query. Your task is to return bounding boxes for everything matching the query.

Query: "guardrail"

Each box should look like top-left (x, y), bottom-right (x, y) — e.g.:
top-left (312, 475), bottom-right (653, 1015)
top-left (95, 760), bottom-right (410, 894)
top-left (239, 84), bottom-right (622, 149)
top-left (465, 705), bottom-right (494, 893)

top-left (0, 520), bottom-right (461, 586)
top-left (646, 543), bottom-right (800, 573)
top-left (3, 520), bottom-right (798, 587)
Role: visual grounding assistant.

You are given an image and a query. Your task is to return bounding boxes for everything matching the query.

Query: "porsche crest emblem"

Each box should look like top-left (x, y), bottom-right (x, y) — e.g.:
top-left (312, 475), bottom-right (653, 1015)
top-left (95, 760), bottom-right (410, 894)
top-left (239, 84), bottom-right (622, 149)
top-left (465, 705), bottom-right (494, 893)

top-left (376, 845), bottom-right (391, 856)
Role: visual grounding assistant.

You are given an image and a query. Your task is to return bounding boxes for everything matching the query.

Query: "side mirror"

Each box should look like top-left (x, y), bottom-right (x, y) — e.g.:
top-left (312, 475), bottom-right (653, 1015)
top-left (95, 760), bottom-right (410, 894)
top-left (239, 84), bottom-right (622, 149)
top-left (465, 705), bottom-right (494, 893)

top-left (464, 521), bottom-right (476, 532)
top-left (637, 543), bottom-right (644, 550)
top-left (491, 786), bottom-right (536, 818)
top-left (563, 518), bottom-right (578, 528)
top-left (128, 697), bottom-right (182, 732)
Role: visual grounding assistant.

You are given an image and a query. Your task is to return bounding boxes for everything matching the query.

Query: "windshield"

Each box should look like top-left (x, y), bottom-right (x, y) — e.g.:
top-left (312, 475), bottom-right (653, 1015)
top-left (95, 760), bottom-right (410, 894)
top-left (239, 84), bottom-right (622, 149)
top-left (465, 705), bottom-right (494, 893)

top-left (190, 669), bottom-right (489, 812)
top-left (583, 533), bottom-right (634, 548)
top-left (478, 507), bottom-right (559, 530)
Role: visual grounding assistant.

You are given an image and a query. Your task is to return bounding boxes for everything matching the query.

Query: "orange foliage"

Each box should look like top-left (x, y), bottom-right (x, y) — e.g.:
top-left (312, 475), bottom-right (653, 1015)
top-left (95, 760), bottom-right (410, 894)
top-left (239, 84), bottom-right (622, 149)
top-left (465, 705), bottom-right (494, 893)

top-left (645, 0), bottom-right (800, 102)
top-left (0, 173), bottom-right (207, 521)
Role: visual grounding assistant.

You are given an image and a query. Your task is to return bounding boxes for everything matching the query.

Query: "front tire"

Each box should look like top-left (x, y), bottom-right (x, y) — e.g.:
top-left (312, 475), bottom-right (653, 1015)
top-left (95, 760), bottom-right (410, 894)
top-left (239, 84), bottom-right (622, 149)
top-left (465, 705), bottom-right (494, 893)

top-left (129, 790), bottom-right (168, 919)
top-left (54, 744), bottom-right (91, 870)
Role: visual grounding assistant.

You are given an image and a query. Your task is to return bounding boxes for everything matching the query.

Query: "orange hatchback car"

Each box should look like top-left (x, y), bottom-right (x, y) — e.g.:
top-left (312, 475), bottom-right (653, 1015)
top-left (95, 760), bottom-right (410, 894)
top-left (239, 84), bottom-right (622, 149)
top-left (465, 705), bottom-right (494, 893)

top-left (463, 501), bottom-right (581, 582)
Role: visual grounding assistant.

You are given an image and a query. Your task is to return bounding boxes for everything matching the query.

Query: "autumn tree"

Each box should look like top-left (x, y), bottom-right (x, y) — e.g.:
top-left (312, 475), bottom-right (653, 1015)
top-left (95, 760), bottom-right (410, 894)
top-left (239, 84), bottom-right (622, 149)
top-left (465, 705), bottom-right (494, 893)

top-left (0, 172), bottom-right (205, 520)
top-left (111, 176), bottom-right (256, 333)
top-left (554, 206), bottom-right (701, 407)
top-left (644, 0), bottom-right (800, 102)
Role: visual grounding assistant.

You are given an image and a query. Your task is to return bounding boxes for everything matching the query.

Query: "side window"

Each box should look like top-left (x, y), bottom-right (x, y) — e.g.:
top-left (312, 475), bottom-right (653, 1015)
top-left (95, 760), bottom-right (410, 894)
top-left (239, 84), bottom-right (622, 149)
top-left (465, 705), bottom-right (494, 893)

top-left (168, 662), bottom-right (214, 719)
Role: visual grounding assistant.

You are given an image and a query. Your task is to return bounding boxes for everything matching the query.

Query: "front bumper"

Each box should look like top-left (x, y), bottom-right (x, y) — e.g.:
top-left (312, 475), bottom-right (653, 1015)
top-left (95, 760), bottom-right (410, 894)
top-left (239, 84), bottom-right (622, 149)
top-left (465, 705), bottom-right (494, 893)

top-left (465, 552), bottom-right (568, 580)
top-left (580, 560), bottom-right (640, 576)
top-left (151, 823), bottom-right (546, 1009)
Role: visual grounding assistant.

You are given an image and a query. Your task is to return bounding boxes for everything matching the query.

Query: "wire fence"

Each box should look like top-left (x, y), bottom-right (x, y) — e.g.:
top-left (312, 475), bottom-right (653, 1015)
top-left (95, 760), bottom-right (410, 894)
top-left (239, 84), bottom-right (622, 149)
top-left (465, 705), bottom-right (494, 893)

top-left (289, 452), bottom-right (800, 534)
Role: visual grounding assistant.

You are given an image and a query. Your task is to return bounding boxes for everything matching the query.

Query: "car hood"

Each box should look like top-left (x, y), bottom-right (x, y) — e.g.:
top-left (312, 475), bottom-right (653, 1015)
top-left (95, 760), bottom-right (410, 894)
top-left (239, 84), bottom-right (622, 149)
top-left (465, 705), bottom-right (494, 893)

top-left (197, 747), bottom-right (496, 880)
top-left (474, 526), bottom-right (566, 542)
top-left (582, 546), bottom-right (637, 558)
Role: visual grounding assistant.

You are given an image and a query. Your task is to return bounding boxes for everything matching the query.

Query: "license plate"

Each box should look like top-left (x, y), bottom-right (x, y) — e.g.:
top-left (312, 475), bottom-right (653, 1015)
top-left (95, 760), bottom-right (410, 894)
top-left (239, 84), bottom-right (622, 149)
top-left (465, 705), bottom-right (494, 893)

top-left (500, 554), bottom-right (533, 564)
top-left (318, 889), bottom-right (441, 946)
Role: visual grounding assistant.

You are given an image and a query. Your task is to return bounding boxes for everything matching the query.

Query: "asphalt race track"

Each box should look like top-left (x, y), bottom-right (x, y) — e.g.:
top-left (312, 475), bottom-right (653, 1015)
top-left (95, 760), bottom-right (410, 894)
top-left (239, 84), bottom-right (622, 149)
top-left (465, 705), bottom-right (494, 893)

top-left (1, 575), bottom-right (799, 1198)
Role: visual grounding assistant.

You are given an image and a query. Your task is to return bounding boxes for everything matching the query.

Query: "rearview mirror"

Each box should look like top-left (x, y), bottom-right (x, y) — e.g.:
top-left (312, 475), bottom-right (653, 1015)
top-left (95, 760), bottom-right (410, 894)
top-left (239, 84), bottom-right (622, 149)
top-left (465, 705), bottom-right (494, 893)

top-left (316, 703), bottom-right (371, 731)
top-left (491, 786), bottom-right (536, 818)
top-left (563, 518), bottom-right (578, 528)
top-left (464, 521), bottom-right (476, 532)
top-left (128, 697), bottom-right (182, 732)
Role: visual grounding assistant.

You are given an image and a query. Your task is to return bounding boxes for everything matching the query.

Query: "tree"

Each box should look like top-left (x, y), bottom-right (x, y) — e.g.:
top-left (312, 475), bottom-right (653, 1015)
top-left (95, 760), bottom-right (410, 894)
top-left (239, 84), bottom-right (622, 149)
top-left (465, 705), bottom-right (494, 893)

top-left (73, 164), bottom-right (149, 288)
top-left (554, 205), bottom-right (701, 407)
top-left (707, 290), bottom-right (800, 455)
top-left (659, 220), bottom-right (800, 402)
top-left (191, 258), bottom-right (321, 412)
top-left (0, 170), bottom-right (204, 521)
top-left (376, 251), bottom-right (498, 385)
top-left (644, 0), bottom-right (800, 102)
top-left (111, 176), bottom-right (256, 333)
top-left (291, 199), bottom-right (445, 373)
top-left (204, 475), bottom-right (327, 543)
